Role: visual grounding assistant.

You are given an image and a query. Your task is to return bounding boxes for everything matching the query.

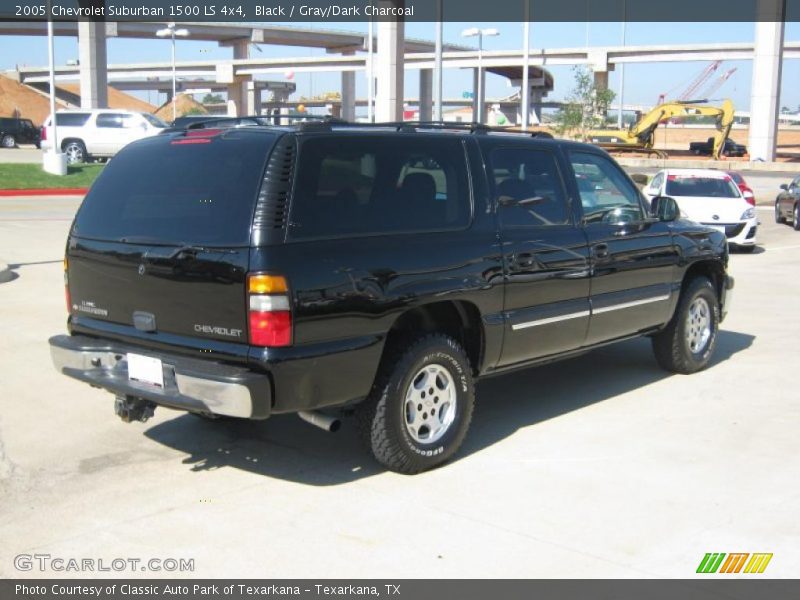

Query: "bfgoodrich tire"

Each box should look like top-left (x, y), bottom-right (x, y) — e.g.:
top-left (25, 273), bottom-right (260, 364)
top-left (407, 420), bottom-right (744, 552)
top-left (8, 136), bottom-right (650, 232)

top-left (357, 334), bottom-right (475, 474)
top-left (652, 277), bottom-right (720, 374)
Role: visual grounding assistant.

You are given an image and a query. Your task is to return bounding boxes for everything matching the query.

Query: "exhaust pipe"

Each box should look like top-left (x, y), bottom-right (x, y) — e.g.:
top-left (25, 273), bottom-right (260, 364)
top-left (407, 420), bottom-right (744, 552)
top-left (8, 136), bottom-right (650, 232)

top-left (298, 410), bottom-right (341, 433)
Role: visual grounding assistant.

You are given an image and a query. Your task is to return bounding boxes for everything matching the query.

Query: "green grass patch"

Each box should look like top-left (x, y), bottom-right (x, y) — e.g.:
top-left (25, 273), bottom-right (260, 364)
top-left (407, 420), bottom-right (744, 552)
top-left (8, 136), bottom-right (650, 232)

top-left (0, 163), bottom-right (104, 189)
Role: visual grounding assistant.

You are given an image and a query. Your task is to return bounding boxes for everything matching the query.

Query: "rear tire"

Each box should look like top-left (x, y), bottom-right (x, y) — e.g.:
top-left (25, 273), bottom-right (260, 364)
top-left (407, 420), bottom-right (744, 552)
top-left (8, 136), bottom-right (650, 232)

top-left (775, 202), bottom-right (786, 224)
top-left (794, 205), bottom-right (800, 232)
top-left (652, 277), bottom-right (719, 374)
top-left (1, 134), bottom-right (16, 148)
top-left (357, 334), bottom-right (475, 474)
top-left (63, 140), bottom-right (87, 164)
top-left (738, 245), bottom-right (756, 254)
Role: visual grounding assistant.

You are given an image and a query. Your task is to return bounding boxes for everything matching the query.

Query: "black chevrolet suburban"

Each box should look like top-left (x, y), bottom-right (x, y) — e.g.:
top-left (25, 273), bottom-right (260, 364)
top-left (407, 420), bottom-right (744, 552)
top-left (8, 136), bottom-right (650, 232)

top-left (0, 117), bottom-right (41, 148)
top-left (49, 122), bottom-right (733, 473)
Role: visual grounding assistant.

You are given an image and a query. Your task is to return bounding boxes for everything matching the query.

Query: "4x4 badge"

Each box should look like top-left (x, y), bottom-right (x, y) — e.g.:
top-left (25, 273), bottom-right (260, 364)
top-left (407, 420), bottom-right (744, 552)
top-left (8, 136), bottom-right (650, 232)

top-left (138, 264), bottom-right (146, 276)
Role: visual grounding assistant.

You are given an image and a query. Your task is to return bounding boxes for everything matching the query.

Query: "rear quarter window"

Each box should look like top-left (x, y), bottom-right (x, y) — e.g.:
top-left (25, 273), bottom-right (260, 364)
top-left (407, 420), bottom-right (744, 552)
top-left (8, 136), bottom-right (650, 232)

top-left (55, 113), bottom-right (91, 127)
top-left (288, 135), bottom-right (471, 239)
top-left (72, 131), bottom-right (277, 246)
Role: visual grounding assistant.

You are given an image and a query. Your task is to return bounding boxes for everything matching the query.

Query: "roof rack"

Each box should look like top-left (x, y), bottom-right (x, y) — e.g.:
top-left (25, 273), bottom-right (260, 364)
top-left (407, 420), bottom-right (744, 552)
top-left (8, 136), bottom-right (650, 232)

top-left (185, 115), bottom-right (553, 138)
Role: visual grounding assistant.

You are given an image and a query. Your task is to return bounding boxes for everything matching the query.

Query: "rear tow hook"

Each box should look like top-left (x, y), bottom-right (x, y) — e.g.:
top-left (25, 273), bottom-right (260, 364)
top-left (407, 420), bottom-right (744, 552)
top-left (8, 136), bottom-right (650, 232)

top-left (114, 395), bottom-right (157, 423)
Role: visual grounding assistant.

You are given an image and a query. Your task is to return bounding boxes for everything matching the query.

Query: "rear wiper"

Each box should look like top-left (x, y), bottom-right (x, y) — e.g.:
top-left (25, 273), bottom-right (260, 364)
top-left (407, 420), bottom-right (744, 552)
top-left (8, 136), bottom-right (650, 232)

top-left (166, 245), bottom-right (237, 259)
top-left (117, 237), bottom-right (238, 256)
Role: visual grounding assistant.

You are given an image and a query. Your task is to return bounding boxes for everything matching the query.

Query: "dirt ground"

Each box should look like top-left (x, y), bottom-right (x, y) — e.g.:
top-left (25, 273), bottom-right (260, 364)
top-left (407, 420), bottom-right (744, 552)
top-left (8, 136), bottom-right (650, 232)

top-left (623, 126), bottom-right (800, 162)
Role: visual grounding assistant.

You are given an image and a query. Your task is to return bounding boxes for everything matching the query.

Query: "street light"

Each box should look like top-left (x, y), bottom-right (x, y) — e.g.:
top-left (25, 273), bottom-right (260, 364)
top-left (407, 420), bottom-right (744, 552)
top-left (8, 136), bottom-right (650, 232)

top-left (462, 27), bottom-right (499, 124)
top-left (156, 22), bottom-right (189, 121)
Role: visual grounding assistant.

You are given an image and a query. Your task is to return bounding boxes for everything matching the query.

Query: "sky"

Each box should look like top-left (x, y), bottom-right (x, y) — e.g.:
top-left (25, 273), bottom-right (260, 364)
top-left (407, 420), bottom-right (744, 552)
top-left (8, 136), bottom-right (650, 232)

top-left (1, 20), bottom-right (798, 114)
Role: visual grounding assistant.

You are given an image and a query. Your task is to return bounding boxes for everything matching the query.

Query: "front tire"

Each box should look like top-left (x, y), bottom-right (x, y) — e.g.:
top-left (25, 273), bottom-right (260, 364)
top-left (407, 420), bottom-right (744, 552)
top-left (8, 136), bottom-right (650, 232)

top-left (652, 277), bottom-right (720, 374)
top-left (794, 205), bottom-right (800, 232)
top-left (357, 334), bottom-right (475, 474)
top-left (1, 134), bottom-right (16, 148)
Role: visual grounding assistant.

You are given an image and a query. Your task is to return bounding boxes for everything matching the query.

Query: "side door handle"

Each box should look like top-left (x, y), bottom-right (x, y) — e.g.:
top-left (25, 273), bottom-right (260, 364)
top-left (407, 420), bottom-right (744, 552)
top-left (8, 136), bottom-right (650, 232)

top-left (593, 243), bottom-right (609, 259)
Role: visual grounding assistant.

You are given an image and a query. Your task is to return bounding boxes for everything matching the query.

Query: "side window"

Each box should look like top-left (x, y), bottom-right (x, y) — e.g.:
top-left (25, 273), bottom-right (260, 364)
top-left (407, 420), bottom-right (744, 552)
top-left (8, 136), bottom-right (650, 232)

top-left (490, 147), bottom-right (569, 227)
top-left (569, 151), bottom-right (644, 224)
top-left (289, 136), bottom-right (470, 239)
top-left (95, 113), bottom-right (129, 129)
top-left (55, 113), bottom-right (91, 127)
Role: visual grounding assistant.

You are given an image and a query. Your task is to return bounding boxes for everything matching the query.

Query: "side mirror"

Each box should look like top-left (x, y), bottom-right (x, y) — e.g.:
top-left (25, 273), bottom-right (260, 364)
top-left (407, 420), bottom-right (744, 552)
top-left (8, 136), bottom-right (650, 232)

top-left (780, 183), bottom-right (789, 191)
top-left (651, 196), bottom-right (679, 222)
top-left (630, 173), bottom-right (649, 186)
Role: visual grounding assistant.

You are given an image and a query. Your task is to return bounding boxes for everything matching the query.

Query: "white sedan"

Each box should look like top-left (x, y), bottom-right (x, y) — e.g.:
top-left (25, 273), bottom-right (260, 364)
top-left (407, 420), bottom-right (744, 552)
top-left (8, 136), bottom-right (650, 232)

top-left (643, 168), bottom-right (758, 252)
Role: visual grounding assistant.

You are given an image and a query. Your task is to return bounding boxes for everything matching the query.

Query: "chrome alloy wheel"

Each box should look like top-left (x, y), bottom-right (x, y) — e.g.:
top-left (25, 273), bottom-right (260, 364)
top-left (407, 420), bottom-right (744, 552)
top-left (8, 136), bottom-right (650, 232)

top-left (64, 142), bottom-right (84, 164)
top-left (404, 363), bottom-right (457, 444)
top-left (686, 297), bottom-right (712, 354)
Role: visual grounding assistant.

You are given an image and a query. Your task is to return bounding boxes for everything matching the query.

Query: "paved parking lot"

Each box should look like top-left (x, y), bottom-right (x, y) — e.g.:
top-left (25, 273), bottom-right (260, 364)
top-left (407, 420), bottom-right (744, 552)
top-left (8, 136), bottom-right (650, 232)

top-left (0, 194), bottom-right (797, 578)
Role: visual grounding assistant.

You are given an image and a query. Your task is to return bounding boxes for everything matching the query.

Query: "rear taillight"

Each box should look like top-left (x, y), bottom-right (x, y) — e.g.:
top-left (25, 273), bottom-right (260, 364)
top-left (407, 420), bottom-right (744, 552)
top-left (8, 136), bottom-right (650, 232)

top-left (247, 274), bottom-right (291, 347)
top-left (41, 126), bottom-right (47, 141)
top-left (63, 257), bottom-right (71, 314)
top-left (740, 186), bottom-right (756, 206)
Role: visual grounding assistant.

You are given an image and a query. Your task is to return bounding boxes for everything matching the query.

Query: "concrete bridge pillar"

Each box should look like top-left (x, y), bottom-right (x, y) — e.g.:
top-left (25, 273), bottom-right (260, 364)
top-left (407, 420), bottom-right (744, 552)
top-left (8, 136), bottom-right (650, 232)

top-left (78, 21), bottom-right (108, 108)
top-left (226, 39), bottom-right (251, 117)
top-left (341, 54), bottom-right (356, 122)
top-left (749, 0), bottom-right (786, 161)
top-left (375, 1), bottom-right (405, 122)
top-left (418, 69), bottom-right (433, 122)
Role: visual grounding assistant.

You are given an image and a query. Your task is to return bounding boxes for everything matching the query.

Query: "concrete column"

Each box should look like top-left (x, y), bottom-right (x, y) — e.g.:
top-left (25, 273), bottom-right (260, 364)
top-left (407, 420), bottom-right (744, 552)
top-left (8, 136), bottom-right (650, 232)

top-left (341, 56), bottom-right (356, 122)
top-left (530, 90), bottom-right (543, 125)
top-left (749, 0), bottom-right (786, 161)
top-left (471, 68), bottom-right (479, 122)
top-left (246, 82), bottom-right (262, 116)
top-left (375, 2), bottom-right (405, 122)
top-left (78, 21), bottom-right (108, 108)
top-left (226, 40), bottom-right (251, 117)
top-left (418, 69), bottom-right (433, 122)
top-left (593, 71), bottom-right (609, 92)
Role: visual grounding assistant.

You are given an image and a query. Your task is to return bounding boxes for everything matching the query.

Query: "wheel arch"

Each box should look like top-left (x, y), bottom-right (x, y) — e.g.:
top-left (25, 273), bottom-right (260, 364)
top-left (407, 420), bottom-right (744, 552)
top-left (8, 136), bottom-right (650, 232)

top-left (682, 259), bottom-right (725, 304)
top-left (381, 300), bottom-right (485, 376)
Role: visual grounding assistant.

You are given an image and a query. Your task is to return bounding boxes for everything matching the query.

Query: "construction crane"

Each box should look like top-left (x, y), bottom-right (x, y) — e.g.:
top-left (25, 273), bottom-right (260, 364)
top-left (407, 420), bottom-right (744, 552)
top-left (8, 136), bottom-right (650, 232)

top-left (587, 99), bottom-right (735, 159)
top-left (656, 60), bottom-right (722, 105)
top-left (697, 67), bottom-right (737, 100)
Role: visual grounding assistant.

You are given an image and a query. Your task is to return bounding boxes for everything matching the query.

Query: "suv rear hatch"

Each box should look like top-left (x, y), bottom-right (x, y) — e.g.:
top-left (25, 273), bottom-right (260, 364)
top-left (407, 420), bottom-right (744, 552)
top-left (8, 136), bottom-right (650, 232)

top-left (66, 128), bottom-right (277, 351)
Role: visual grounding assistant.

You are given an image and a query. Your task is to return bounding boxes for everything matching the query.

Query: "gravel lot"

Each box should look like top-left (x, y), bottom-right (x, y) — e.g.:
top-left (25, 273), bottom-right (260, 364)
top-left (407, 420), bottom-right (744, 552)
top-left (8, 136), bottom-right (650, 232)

top-left (0, 193), bottom-right (797, 578)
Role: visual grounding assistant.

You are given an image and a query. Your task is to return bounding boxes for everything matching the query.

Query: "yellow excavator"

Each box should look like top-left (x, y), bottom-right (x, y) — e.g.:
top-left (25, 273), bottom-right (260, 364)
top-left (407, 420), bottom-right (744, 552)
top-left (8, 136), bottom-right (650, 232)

top-left (587, 99), bottom-right (735, 159)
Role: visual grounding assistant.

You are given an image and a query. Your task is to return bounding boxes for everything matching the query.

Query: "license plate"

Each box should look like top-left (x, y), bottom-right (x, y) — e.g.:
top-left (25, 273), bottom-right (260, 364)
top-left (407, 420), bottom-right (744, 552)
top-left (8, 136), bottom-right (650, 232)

top-left (709, 225), bottom-right (725, 234)
top-left (127, 353), bottom-right (164, 388)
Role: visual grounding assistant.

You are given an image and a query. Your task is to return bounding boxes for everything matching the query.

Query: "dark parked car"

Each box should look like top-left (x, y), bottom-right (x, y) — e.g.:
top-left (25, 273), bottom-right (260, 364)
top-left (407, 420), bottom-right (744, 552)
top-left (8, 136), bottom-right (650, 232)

top-left (689, 137), bottom-right (747, 157)
top-left (775, 175), bottom-right (800, 230)
top-left (0, 117), bottom-right (41, 148)
top-left (49, 122), bottom-right (734, 473)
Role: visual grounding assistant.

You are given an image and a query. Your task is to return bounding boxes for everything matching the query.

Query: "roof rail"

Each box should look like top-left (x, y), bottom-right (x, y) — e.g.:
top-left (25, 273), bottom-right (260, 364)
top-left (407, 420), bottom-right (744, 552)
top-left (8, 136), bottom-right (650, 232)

top-left (184, 116), bottom-right (553, 138)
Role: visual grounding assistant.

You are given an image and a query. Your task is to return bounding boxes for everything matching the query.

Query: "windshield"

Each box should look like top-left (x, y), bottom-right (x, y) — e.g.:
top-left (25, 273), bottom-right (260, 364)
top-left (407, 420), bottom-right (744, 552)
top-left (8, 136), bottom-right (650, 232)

top-left (665, 175), bottom-right (740, 198)
top-left (73, 130), bottom-right (277, 246)
top-left (141, 113), bottom-right (167, 128)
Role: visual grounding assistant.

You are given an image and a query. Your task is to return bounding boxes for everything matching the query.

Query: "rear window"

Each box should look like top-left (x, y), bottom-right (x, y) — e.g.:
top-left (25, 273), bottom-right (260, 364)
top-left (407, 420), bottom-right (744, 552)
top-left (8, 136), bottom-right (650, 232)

top-left (55, 113), bottom-right (91, 127)
top-left (289, 135), bottom-right (471, 239)
top-left (665, 175), bottom-right (740, 198)
top-left (72, 131), bottom-right (276, 246)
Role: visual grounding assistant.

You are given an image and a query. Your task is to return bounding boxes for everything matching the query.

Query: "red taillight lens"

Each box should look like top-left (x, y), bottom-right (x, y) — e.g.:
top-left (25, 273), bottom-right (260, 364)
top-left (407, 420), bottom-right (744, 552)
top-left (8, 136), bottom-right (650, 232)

top-left (247, 273), bottom-right (291, 347)
top-left (249, 311), bottom-right (291, 347)
top-left (41, 126), bottom-right (47, 141)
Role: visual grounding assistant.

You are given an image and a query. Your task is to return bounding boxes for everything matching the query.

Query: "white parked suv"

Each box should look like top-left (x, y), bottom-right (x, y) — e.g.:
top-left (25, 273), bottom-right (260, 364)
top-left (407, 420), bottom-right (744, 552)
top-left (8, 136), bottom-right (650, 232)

top-left (643, 168), bottom-right (758, 252)
top-left (41, 109), bottom-right (167, 164)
